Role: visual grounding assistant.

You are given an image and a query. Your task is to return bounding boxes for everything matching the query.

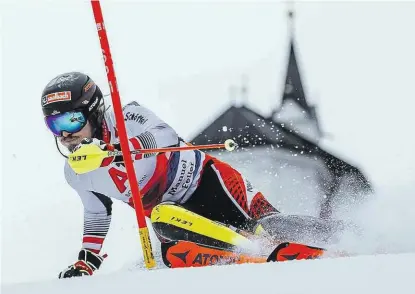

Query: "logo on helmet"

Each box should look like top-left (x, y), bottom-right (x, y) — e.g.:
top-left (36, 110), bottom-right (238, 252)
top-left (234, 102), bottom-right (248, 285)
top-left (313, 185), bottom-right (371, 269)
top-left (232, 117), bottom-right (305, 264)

top-left (43, 91), bottom-right (71, 106)
top-left (88, 97), bottom-right (99, 112)
top-left (83, 81), bottom-right (95, 93)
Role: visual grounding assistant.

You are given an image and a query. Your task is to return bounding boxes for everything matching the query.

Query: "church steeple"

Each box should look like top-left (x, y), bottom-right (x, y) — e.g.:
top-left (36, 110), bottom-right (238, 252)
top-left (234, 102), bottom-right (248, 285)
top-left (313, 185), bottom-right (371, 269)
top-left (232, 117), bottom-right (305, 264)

top-left (272, 8), bottom-right (309, 116)
top-left (271, 6), bottom-right (322, 142)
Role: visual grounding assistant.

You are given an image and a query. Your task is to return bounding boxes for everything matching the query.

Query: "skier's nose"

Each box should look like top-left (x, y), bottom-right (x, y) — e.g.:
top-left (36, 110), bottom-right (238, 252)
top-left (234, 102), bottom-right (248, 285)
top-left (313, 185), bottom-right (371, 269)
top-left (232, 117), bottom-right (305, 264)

top-left (62, 131), bottom-right (71, 137)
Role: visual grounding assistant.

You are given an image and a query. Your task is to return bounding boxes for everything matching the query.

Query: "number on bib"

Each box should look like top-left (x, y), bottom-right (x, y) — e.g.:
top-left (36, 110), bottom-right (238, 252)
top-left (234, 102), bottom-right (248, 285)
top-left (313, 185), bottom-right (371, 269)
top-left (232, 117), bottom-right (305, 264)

top-left (108, 167), bottom-right (128, 193)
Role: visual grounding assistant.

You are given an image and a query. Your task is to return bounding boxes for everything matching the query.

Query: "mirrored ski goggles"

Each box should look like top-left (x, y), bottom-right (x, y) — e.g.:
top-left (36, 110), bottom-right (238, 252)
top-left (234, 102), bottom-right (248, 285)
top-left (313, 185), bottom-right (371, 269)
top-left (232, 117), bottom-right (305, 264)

top-left (44, 111), bottom-right (87, 137)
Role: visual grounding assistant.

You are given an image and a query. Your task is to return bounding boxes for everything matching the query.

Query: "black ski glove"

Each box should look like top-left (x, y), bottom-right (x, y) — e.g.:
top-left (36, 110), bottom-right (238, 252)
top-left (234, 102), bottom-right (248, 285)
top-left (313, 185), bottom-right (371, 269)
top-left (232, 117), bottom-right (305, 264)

top-left (58, 249), bottom-right (107, 279)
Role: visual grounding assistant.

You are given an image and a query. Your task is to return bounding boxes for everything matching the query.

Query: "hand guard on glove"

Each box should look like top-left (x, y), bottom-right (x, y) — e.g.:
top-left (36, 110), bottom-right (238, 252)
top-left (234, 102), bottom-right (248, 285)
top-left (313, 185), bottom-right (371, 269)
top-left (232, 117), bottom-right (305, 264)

top-left (74, 138), bottom-right (122, 167)
top-left (58, 249), bottom-right (107, 279)
top-left (68, 137), bottom-right (129, 174)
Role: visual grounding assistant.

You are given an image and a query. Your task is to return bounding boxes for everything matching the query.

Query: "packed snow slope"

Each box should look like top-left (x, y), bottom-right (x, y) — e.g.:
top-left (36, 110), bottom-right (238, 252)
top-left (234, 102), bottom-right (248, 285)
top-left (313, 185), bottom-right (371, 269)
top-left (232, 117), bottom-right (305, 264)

top-left (3, 253), bottom-right (414, 294)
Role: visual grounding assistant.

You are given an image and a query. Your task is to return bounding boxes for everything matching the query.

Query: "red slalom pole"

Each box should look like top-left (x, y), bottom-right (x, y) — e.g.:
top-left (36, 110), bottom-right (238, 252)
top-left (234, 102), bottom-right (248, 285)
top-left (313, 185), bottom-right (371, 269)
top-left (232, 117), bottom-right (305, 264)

top-left (90, 1), bottom-right (156, 269)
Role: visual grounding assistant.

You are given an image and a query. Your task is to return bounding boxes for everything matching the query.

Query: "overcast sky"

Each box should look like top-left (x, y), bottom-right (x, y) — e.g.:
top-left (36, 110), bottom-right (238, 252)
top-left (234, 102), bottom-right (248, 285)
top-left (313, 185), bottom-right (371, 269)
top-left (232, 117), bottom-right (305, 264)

top-left (2, 0), bottom-right (415, 188)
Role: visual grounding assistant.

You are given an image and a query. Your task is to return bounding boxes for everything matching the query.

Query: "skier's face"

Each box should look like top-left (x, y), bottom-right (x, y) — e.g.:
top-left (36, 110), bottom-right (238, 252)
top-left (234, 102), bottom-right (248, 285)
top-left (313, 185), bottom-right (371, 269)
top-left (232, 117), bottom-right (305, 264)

top-left (59, 120), bottom-right (93, 152)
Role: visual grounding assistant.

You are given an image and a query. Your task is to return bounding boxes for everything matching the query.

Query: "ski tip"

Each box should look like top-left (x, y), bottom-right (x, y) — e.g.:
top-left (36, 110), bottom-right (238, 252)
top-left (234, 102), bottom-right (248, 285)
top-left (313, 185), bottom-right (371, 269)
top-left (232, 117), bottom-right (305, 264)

top-left (267, 242), bottom-right (326, 262)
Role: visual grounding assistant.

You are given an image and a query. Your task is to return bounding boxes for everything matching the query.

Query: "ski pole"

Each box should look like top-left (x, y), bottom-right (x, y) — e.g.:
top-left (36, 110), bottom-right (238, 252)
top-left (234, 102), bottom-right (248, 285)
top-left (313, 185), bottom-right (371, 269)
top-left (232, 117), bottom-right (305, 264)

top-left (111, 139), bottom-right (237, 157)
top-left (68, 139), bottom-right (238, 174)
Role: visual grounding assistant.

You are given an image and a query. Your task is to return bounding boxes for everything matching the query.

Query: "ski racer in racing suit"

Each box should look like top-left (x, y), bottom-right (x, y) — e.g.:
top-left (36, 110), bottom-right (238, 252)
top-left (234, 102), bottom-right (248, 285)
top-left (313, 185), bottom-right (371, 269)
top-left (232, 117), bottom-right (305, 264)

top-left (41, 72), bottom-right (334, 279)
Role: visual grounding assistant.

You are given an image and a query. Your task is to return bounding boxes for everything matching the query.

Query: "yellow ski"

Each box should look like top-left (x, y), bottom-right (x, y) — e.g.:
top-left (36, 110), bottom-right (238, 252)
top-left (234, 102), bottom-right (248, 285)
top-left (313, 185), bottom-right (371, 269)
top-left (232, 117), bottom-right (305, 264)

top-left (151, 203), bottom-right (255, 251)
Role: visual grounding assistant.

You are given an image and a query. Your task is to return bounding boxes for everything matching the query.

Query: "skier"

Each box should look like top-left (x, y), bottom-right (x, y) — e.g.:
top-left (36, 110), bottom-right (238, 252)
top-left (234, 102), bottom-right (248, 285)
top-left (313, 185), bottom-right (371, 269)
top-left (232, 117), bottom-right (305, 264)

top-left (41, 72), bottom-right (335, 279)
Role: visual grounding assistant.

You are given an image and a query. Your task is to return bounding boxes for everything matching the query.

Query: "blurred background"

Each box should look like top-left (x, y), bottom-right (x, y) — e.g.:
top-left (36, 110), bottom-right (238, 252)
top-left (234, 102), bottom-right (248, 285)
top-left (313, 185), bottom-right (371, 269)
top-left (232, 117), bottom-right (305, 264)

top-left (2, 0), bottom-right (415, 285)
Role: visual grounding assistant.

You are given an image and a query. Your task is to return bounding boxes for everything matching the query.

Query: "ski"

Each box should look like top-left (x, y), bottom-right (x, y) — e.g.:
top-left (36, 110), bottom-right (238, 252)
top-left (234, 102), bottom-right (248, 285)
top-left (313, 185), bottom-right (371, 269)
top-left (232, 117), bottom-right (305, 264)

top-left (161, 240), bottom-right (327, 268)
top-left (161, 240), bottom-right (267, 268)
top-left (266, 242), bottom-right (326, 262)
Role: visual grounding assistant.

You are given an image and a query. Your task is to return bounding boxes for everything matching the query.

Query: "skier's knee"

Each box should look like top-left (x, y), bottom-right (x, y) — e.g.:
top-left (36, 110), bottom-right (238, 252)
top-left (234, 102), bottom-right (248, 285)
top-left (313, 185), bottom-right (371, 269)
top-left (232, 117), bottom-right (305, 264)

top-left (249, 192), bottom-right (280, 220)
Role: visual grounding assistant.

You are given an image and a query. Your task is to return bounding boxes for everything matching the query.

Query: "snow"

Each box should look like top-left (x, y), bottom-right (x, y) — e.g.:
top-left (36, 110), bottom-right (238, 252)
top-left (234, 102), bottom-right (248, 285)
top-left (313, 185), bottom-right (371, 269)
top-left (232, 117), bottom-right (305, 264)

top-left (3, 254), bottom-right (415, 294)
top-left (2, 1), bottom-right (415, 293)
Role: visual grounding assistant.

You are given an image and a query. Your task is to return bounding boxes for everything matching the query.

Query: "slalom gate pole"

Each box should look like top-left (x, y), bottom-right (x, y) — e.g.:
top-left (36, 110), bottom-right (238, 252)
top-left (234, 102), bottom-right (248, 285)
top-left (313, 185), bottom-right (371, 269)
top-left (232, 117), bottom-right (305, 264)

top-left (90, 0), bottom-right (156, 269)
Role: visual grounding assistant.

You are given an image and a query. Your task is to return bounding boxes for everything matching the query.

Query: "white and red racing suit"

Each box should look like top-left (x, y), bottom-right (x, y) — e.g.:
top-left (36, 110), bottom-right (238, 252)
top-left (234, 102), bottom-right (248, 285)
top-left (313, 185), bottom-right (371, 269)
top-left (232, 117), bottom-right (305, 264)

top-left (64, 101), bottom-right (278, 254)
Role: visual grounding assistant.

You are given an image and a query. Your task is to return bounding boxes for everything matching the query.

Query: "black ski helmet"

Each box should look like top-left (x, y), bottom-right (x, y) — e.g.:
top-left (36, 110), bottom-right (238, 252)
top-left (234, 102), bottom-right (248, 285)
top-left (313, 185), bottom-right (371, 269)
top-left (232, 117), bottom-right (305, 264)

top-left (41, 71), bottom-right (104, 136)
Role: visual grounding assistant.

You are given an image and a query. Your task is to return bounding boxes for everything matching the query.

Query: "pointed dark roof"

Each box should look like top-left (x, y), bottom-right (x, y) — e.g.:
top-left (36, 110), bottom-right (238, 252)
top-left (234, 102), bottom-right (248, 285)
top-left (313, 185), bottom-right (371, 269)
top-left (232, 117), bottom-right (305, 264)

top-left (190, 105), bottom-right (322, 158)
top-left (283, 39), bottom-right (309, 110)
top-left (189, 104), bottom-right (372, 197)
top-left (270, 37), bottom-right (314, 119)
top-left (273, 8), bottom-right (312, 115)
top-left (189, 105), bottom-right (274, 147)
top-left (190, 105), bottom-right (305, 149)
top-left (269, 33), bottom-right (323, 141)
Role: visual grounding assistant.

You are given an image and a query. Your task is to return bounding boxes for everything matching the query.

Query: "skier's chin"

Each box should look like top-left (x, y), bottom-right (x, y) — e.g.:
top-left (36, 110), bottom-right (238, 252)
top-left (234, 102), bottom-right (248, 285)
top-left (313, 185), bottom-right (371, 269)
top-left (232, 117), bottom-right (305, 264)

top-left (61, 137), bottom-right (84, 152)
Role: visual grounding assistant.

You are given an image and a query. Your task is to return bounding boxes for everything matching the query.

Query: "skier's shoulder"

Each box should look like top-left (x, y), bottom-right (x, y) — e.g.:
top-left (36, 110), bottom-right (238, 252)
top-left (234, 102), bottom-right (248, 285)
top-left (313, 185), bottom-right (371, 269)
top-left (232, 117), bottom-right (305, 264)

top-left (104, 99), bottom-right (174, 136)
top-left (104, 100), bottom-right (157, 122)
top-left (122, 100), bottom-right (141, 112)
top-left (122, 101), bottom-right (161, 124)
